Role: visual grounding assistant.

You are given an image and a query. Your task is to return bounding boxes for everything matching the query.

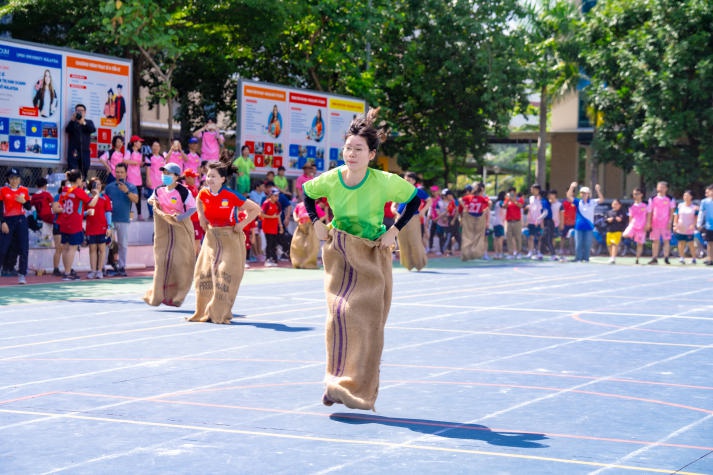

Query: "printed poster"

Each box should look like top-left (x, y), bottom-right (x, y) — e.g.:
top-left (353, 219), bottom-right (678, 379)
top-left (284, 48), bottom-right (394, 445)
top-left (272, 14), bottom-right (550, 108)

top-left (237, 79), bottom-right (366, 178)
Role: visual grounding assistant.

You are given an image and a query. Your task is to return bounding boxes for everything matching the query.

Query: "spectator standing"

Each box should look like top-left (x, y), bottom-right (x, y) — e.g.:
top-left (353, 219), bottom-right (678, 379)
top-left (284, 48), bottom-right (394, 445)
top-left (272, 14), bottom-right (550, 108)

top-left (248, 181), bottom-right (266, 205)
top-left (525, 184), bottom-right (543, 258)
top-left (65, 104), bottom-right (96, 179)
top-left (504, 187), bottom-right (524, 258)
top-left (125, 135), bottom-right (144, 220)
top-left (274, 166), bottom-right (289, 195)
top-left (144, 140), bottom-right (166, 220)
top-left (51, 179), bottom-right (67, 276)
top-left (295, 163), bottom-right (314, 201)
top-left (165, 139), bottom-right (187, 173)
top-left (31, 177), bottom-right (55, 245)
top-left (646, 181), bottom-right (676, 264)
top-left (193, 117), bottom-right (224, 162)
top-left (54, 170), bottom-right (98, 280)
top-left (104, 163), bottom-right (138, 276)
top-left (233, 145), bottom-right (255, 195)
top-left (185, 137), bottom-right (202, 174)
top-left (560, 196), bottom-right (577, 256)
top-left (261, 188), bottom-right (282, 267)
top-left (548, 190), bottom-right (562, 260)
top-left (99, 135), bottom-right (126, 184)
top-left (491, 191), bottom-right (506, 259)
top-left (696, 184), bottom-right (713, 265)
top-left (674, 190), bottom-right (698, 264)
top-left (0, 168), bottom-right (32, 284)
top-left (623, 188), bottom-right (648, 264)
top-left (85, 178), bottom-right (112, 279)
top-left (605, 198), bottom-right (628, 264)
top-left (566, 182), bottom-right (604, 263)
top-left (537, 189), bottom-right (556, 260)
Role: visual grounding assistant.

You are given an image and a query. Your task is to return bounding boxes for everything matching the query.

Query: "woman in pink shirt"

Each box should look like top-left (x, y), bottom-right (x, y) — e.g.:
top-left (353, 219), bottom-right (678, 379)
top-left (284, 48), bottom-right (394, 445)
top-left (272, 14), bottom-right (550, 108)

top-left (166, 139), bottom-right (186, 172)
top-left (193, 118), bottom-right (224, 162)
top-left (674, 190), bottom-right (698, 264)
top-left (144, 140), bottom-right (166, 220)
top-left (125, 135), bottom-right (145, 220)
top-left (184, 137), bottom-right (201, 173)
top-left (99, 135), bottom-right (126, 184)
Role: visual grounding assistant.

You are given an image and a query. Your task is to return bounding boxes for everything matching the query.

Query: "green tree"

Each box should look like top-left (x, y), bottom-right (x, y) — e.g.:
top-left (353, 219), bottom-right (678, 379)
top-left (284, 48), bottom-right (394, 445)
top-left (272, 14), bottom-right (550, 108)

top-left (582, 0), bottom-right (713, 193)
top-left (372, 0), bottom-right (529, 185)
top-left (522, 0), bottom-right (583, 187)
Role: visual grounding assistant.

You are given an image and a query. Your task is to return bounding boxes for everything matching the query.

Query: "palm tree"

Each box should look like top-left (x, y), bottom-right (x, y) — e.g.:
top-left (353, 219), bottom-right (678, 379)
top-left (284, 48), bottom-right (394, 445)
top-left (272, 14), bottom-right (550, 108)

top-left (522, 0), bottom-right (583, 187)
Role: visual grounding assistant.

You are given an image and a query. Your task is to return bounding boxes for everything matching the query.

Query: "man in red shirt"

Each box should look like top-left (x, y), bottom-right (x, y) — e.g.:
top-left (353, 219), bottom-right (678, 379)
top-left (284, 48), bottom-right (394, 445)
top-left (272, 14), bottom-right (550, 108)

top-left (560, 198), bottom-right (577, 256)
top-left (504, 187), bottom-right (524, 258)
top-left (0, 168), bottom-right (32, 284)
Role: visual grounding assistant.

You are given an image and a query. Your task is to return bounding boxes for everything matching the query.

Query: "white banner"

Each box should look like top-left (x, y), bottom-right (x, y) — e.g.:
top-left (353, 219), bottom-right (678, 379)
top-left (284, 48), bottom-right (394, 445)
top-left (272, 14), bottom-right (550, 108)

top-left (237, 79), bottom-right (366, 177)
top-left (0, 39), bottom-right (131, 166)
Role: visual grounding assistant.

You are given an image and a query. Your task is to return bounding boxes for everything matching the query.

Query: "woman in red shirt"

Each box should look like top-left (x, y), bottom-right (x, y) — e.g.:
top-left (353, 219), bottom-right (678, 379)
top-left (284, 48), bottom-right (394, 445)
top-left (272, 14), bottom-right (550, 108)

top-left (188, 162), bottom-right (260, 324)
top-left (0, 168), bottom-right (32, 284)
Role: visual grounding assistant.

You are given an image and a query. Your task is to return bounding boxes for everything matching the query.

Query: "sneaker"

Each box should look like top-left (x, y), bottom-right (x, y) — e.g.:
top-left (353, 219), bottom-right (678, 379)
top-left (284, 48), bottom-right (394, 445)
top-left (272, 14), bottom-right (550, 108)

top-left (705, 260), bottom-right (713, 266)
top-left (70, 269), bottom-right (78, 277)
top-left (550, 255), bottom-right (559, 261)
top-left (52, 268), bottom-right (62, 277)
top-left (17, 274), bottom-right (26, 284)
top-left (62, 273), bottom-right (80, 281)
top-left (96, 271), bottom-right (103, 279)
top-left (692, 259), bottom-right (696, 264)
top-left (526, 251), bottom-right (533, 258)
top-left (679, 258), bottom-right (685, 264)
top-left (244, 263), bottom-right (250, 269)
top-left (265, 260), bottom-right (278, 267)
top-left (86, 271), bottom-right (96, 279)
top-left (608, 258), bottom-right (616, 264)
top-left (664, 257), bottom-right (670, 265)
top-left (648, 258), bottom-right (658, 265)
top-left (116, 268), bottom-right (127, 277)
top-left (635, 258), bottom-right (639, 264)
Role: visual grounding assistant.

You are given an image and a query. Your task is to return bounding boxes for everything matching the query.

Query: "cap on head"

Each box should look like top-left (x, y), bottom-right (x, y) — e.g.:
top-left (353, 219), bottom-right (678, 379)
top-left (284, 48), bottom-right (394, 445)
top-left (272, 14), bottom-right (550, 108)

top-left (188, 137), bottom-right (199, 144)
top-left (183, 168), bottom-right (198, 178)
top-left (430, 185), bottom-right (440, 192)
top-left (160, 163), bottom-right (182, 176)
top-left (579, 186), bottom-right (591, 194)
top-left (271, 187), bottom-right (280, 195)
top-left (129, 135), bottom-right (143, 143)
top-left (7, 168), bottom-right (20, 178)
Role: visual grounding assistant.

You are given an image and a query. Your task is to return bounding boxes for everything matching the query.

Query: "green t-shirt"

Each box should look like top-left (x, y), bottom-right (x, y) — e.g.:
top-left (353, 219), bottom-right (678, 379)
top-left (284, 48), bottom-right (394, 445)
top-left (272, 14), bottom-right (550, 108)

top-left (232, 156), bottom-right (255, 175)
top-left (274, 175), bottom-right (288, 191)
top-left (303, 166), bottom-right (416, 240)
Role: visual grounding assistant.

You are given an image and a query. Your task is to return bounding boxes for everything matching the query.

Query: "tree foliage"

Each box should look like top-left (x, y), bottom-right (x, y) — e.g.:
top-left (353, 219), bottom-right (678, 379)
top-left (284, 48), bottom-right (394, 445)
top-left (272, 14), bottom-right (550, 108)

top-left (582, 0), bottom-right (713, 193)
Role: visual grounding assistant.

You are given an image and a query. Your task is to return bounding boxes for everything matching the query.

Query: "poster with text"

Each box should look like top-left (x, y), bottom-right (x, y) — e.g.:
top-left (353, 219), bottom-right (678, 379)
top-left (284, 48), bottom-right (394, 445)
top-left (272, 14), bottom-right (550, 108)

top-left (0, 39), bottom-right (131, 167)
top-left (0, 42), bottom-right (63, 163)
top-left (237, 79), bottom-right (365, 178)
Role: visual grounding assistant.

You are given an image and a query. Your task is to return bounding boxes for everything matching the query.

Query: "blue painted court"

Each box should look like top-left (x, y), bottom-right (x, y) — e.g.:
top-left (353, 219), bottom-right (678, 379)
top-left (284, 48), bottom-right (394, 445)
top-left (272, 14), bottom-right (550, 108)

top-left (1, 258), bottom-right (712, 474)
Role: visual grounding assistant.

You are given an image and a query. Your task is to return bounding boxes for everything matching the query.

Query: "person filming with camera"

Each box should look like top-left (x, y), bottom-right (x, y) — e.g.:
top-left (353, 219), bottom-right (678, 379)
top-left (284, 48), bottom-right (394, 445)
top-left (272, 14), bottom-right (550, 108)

top-left (65, 104), bottom-right (96, 179)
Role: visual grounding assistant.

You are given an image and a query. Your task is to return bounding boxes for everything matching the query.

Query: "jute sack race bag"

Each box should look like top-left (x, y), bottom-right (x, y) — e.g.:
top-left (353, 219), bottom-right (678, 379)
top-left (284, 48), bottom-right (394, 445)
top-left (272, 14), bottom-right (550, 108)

top-left (321, 228), bottom-right (393, 411)
top-left (188, 226), bottom-right (246, 324)
top-left (460, 212), bottom-right (487, 261)
top-left (143, 209), bottom-right (195, 307)
top-left (290, 221), bottom-right (320, 269)
top-left (397, 216), bottom-right (427, 271)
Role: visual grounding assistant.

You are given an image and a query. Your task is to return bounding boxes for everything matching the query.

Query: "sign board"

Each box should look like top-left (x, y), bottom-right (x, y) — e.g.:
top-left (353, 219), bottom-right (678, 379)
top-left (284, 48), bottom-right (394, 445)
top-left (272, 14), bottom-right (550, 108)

top-left (237, 79), bottom-right (366, 177)
top-left (0, 39), bottom-right (132, 166)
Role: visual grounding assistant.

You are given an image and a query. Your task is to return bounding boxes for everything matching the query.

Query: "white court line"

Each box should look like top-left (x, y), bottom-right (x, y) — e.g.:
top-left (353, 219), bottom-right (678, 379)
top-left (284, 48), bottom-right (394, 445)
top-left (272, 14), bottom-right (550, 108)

top-left (589, 413), bottom-right (713, 475)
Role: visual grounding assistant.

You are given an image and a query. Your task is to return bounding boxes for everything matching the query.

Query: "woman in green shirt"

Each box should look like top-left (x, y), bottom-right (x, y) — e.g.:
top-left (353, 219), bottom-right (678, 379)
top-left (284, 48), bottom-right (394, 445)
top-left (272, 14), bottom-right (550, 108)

top-left (303, 108), bottom-right (421, 410)
top-left (233, 145), bottom-right (255, 194)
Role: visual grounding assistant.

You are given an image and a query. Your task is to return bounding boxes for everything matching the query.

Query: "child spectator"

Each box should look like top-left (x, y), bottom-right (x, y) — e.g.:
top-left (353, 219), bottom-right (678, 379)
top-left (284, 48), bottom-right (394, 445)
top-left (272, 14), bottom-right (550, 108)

top-left (623, 188), bottom-right (647, 264)
top-left (537, 189), bottom-right (556, 260)
top-left (185, 137), bottom-right (202, 175)
top-left (0, 168), bottom-right (32, 284)
top-left (274, 166), bottom-right (289, 194)
top-left (548, 190), bottom-right (562, 259)
top-left (674, 190), bottom-right (698, 264)
top-left (165, 139), bottom-right (187, 173)
top-left (492, 191), bottom-right (506, 259)
top-left (696, 184), bottom-right (713, 265)
top-left (261, 187), bottom-right (282, 266)
top-left (31, 177), bottom-right (55, 244)
top-left (560, 195), bottom-right (576, 256)
top-left (183, 169), bottom-right (204, 256)
top-left (525, 184), bottom-right (543, 258)
top-left (85, 178), bottom-right (112, 279)
top-left (647, 181), bottom-right (675, 264)
top-left (605, 198), bottom-right (628, 264)
top-left (233, 145), bottom-right (255, 195)
top-left (504, 187), bottom-right (524, 258)
top-left (51, 179), bottom-right (67, 276)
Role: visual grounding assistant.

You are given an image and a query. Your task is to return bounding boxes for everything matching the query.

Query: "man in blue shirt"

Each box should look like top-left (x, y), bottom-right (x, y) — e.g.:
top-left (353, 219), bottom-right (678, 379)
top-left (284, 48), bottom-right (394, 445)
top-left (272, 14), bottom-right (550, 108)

top-left (697, 184), bottom-right (713, 265)
top-left (104, 163), bottom-right (138, 276)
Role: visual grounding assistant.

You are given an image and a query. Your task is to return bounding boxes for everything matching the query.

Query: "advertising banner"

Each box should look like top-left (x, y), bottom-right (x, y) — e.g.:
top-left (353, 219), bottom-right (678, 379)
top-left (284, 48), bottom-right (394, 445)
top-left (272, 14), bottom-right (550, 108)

top-left (0, 39), bottom-right (131, 166)
top-left (237, 79), bottom-right (366, 178)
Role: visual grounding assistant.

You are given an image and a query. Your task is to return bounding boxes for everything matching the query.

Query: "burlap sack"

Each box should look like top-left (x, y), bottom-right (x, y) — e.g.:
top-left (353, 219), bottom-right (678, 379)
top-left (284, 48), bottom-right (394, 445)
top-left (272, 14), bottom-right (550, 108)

top-left (143, 210), bottom-right (195, 307)
top-left (321, 228), bottom-right (393, 411)
top-left (188, 226), bottom-right (246, 324)
top-left (460, 212), bottom-right (487, 261)
top-left (290, 222), bottom-right (320, 269)
top-left (398, 217), bottom-right (427, 271)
